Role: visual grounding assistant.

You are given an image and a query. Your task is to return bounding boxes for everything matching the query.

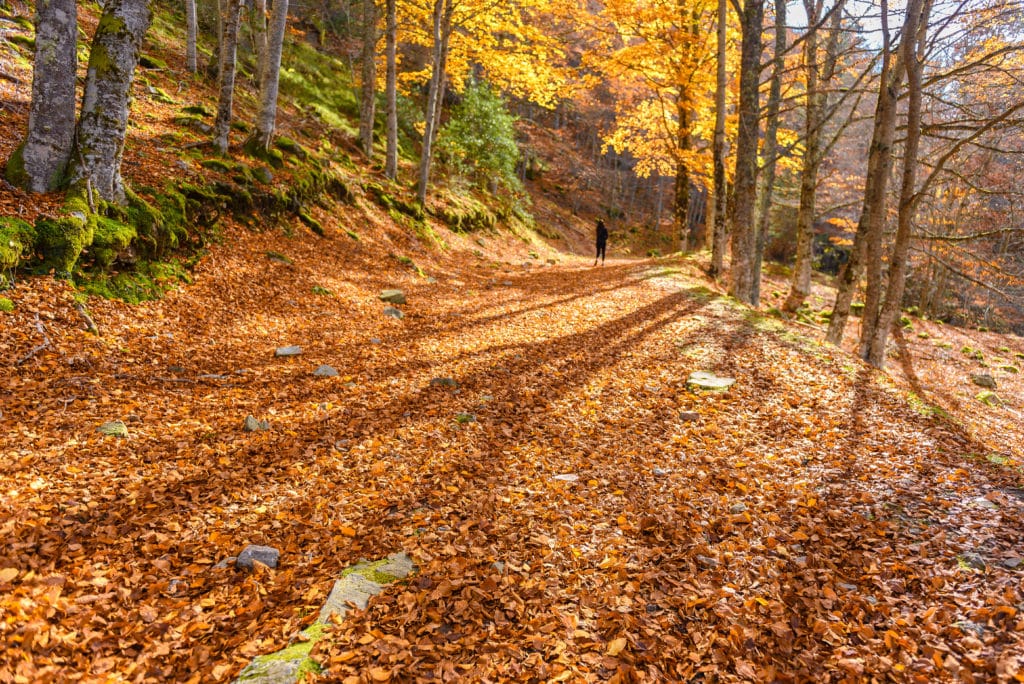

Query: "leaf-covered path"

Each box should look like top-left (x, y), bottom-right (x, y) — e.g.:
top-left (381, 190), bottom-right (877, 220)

top-left (2, 232), bottom-right (1024, 682)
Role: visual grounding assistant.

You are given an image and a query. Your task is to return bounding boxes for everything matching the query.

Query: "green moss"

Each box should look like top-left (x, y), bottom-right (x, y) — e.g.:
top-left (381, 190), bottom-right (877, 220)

top-left (4, 142), bottom-right (29, 189)
top-left (345, 229), bottom-right (360, 241)
top-left (278, 40), bottom-right (360, 136)
top-left (266, 251), bottom-right (292, 264)
top-left (35, 190), bottom-right (96, 276)
top-left (77, 259), bottom-right (190, 303)
top-left (0, 297), bottom-right (13, 312)
top-left (311, 285), bottom-right (333, 296)
top-left (149, 86), bottom-right (175, 104)
top-left (90, 216), bottom-right (136, 267)
top-left (0, 216), bottom-right (34, 271)
top-left (976, 390), bottom-right (1003, 407)
top-left (138, 53), bottom-right (167, 70)
top-left (8, 34), bottom-right (34, 51)
top-left (200, 158), bottom-right (237, 174)
top-left (340, 558), bottom-right (401, 585)
top-left (366, 182), bottom-right (423, 221)
top-left (274, 136), bottom-right (307, 159)
top-left (298, 209), bottom-right (323, 236)
top-left (180, 104), bottom-right (213, 117)
top-left (172, 114), bottom-right (211, 131)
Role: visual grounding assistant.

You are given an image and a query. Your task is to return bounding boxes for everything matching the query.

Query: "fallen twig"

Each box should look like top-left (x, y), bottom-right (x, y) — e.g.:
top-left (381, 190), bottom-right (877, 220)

top-left (74, 302), bottom-right (99, 335)
top-left (16, 314), bottom-right (52, 365)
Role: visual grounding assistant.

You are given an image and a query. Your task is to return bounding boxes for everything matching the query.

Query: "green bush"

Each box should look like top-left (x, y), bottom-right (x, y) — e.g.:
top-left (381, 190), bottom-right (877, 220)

top-left (436, 80), bottom-right (521, 196)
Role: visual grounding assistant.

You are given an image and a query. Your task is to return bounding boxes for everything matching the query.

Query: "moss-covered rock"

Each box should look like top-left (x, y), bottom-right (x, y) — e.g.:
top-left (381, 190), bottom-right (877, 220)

top-left (366, 182), bottom-right (422, 221)
top-left (298, 208), bottom-right (323, 236)
top-left (138, 53), bottom-right (167, 69)
top-left (91, 215), bottom-right (137, 267)
top-left (0, 297), bottom-right (13, 312)
top-left (4, 142), bottom-right (29, 189)
top-left (34, 190), bottom-right (96, 276)
top-left (0, 216), bottom-right (34, 274)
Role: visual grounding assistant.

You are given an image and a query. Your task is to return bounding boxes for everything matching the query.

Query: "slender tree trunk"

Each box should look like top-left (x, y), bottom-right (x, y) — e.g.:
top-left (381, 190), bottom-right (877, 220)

top-left (753, 0), bottom-right (786, 302)
top-left (384, 0), bottom-right (397, 179)
top-left (675, 97), bottom-right (690, 252)
top-left (252, 0), bottom-right (268, 87)
top-left (185, 0), bottom-right (198, 73)
top-left (208, 0), bottom-right (224, 77)
top-left (710, 0), bottom-right (728, 276)
top-left (213, 0), bottom-right (244, 154)
top-left (727, 0), bottom-right (764, 305)
top-left (359, 0), bottom-right (377, 158)
top-left (826, 0), bottom-right (903, 345)
top-left (70, 0), bottom-right (152, 203)
top-left (252, 0), bottom-right (288, 149)
top-left (417, 0), bottom-right (451, 208)
top-left (864, 0), bottom-right (930, 367)
top-left (7, 0), bottom-right (77, 192)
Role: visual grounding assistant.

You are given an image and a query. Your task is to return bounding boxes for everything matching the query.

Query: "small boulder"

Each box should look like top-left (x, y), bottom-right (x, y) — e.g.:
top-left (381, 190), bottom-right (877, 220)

top-left (379, 289), bottom-right (406, 305)
top-left (313, 364), bottom-right (339, 378)
top-left (97, 420), bottom-right (129, 437)
top-left (430, 377), bottom-right (458, 388)
top-left (243, 415), bottom-right (270, 432)
top-left (971, 373), bottom-right (997, 389)
top-left (275, 345), bottom-right (303, 357)
top-left (679, 411), bottom-right (700, 422)
top-left (455, 412), bottom-right (476, 424)
top-left (370, 338), bottom-right (382, 344)
top-left (959, 552), bottom-right (986, 571)
top-left (236, 544), bottom-right (280, 570)
top-left (383, 307), bottom-right (404, 320)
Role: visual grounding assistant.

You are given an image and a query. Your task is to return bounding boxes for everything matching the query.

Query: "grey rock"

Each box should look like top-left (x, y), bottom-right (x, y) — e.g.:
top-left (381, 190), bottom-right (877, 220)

top-left (426, 277), bottom-right (437, 284)
top-left (729, 502), bottom-right (748, 514)
top-left (379, 289), bottom-right (406, 305)
top-left (679, 411), bottom-right (700, 422)
top-left (236, 544), bottom-right (280, 570)
top-left (696, 555), bottom-right (718, 569)
top-left (383, 307), bottom-right (404, 320)
top-left (501, 281), bottom-right (514, 287)
top-left (370, 338), bottom-right (382, 344)
top-left (97, 420), bottom-right (129, 437)
top-left (430, 377), bottom-right (459, 388)
top-left (687, 371), bottom-right (736, 390)
top-left (274, 345), bottom-right (303, 357)
top-left (235, 658), bottom-right (302, 683)
top-left (653, 467), bottom-right (670, 477)
top-left (243, 415), bottom-right (270, 432)
top-left (960, 552), bottom-right (986, 571)
top-left (1002, 557), bottom-right (1023, 569)
top-left (313, 364), bottom-right (339, 378)
top-left (253, 166), bottom-right (273, 184)
top-left (971, 373), bottom-right (997, 389)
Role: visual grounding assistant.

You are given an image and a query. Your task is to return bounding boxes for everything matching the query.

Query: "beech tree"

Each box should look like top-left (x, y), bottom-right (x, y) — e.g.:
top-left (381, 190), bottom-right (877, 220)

top-left (359, 0), bottom-right (378, 159)
top-left (185, 0), bottom-right (198, 73)
top-left (251, 0), bottom-right (289, 149)
top-left (213, 0), bottom-right (243, 154)
top-left (6, 0), bottom-right (77, 192)
top-left (384, 0), bottom-right (398, 179)
top-left (710, 0), bottom-right (728, 276)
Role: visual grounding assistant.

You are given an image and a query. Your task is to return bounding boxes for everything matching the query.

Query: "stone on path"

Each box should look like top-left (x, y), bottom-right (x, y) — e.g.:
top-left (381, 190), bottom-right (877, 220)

top-left (687, 371), bottom-right (735, 391)
top-left (379, 289), bottom-right (406, 305)
top-left (959, 552), bottom-right (986, 571)
top-left (679, 411), bottom-right (700, 422)
top-left (97, 420), bottom-right (129, 437)
top-left (971, 373), bottom-right (997, 389)
top-left (313, 364), bottom-right (339, 378)
top-left (383, 307), bottom-right (404, 320)
top-left (275, 345), bottom-right (303, 357)
top-left (244, 415), bottom-right (270, 432)
top-left (236, 544), bottom-right (280, 570)
top-left (430, 377), bottom-right (458, 388)
top-left (552, 473), bottom-right (579, 482)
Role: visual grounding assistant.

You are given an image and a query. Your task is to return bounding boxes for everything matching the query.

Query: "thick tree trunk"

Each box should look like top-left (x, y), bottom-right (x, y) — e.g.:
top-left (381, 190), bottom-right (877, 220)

top-left (753, 0), bottom-right (786, 303)
top-left (8, 0), bottom-right (77, 192)
top-left (384, 0), bottom-right (397, 179)
top-left (863, 0), bottom-right (930, 367)
top-left (826, 0), bottom-right (903, 346)
top-left (213, 0), bottom-right (243, 154)
top-left (417, 0), bottom-right (451, 208)
top-left (359, 0), bottom-right (377, 158)
top-left (70, 0), bottom-right (152, 203)
top-left (727, 0), bottom-right (764, 305)
top-left (710, 0), bottom-right (728, 277)
top-left (252, 0), bottom-right (288, 149)
top-left (185, 0), bottom-right (198, 72)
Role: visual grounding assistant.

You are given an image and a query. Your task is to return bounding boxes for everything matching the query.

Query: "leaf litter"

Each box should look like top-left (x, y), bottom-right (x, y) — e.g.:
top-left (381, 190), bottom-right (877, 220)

top-left (2, 232), bottom-right (1023, 682)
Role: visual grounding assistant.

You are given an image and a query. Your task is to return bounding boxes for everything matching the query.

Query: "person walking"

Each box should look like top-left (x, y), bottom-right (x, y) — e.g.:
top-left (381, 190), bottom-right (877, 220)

top-left (594, 219), bottom-right (608, 266)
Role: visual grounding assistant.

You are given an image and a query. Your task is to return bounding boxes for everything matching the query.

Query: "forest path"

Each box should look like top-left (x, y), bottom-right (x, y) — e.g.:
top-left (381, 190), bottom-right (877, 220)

top-left (2, 232), bottom-right (1023, 682)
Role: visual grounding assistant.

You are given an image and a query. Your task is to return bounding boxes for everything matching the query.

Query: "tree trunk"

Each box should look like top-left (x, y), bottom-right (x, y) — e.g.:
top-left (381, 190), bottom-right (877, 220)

top-left (710, 0), bottom-right (728, 277)
top-left (674, 95), bottom-right (690, 252)
top-left (727, 0), bottom-right (764, 305)
top-left (384, 0), bottom-right (397, 179)
top-left (417, 0), bottom-right (452, 208)
top-left (863, 0), bottom-right (930, 367)
top-left (7, 0), bottom-right (77, 192)
top-left (213, 0), bottom-right (243, 154)
top-left (185, 0), bottom-right (198, 73)
top-left (251, 0), bottom-right (288, 149)
top-left (753, 0), bottom-right (786, 303)
top-left (826, 0), bottom-right (903, 346)
top-left (359, 0), bottom-right (377, 158)
top-left (70, 0), bottom-right (152, 203)
top-left (252, 0), bottom-right (268, 87)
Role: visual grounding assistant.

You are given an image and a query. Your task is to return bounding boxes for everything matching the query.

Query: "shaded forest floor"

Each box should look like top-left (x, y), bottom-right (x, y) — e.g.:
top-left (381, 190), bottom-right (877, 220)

top-left (3, 221), bottom-right (1024, 682)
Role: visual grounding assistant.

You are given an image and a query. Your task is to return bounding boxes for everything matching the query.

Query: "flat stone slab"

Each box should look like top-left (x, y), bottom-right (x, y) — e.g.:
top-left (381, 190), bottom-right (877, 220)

top-left (687, 371), bottom-right (735, 390)
top-left (379, 289), bottom-right (406, 304)
top-left (971, 373), bottom-right (997, 389)
top-left (275, 346), bottom-right (303, 357)
top-left (244, 416), bottom-right (270, 432)
top-left (97, 420), bottom-right (129, 437)
top-left (233, 553), bottom-right (415, 683)
top-left (383, 307), bottom-right (404, 320)
top-left (430, 377), bottom-right (459, 388)
top-left (313, 365), bottom-right (339, 378)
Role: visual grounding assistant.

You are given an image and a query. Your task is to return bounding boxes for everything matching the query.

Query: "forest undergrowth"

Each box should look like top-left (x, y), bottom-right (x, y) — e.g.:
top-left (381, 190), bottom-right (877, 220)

top-left (2, 221), bottom-right (1024, 681)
